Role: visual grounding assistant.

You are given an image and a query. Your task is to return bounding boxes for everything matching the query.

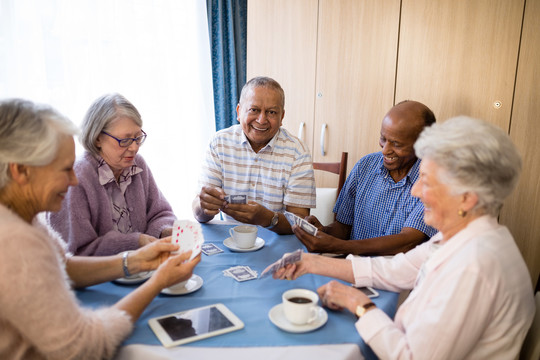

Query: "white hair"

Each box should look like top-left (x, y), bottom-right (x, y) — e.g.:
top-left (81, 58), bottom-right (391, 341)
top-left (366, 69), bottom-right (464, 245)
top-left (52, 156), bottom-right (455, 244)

top-left (0, 99), bottom-right (79, 188)
top-left (414, 116), bottom-right (522, 216)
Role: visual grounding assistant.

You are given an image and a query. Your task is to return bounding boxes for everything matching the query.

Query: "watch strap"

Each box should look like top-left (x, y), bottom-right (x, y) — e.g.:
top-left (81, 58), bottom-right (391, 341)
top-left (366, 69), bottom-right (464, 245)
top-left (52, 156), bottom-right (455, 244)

top-left (355, 302), bottom-right (376, 318)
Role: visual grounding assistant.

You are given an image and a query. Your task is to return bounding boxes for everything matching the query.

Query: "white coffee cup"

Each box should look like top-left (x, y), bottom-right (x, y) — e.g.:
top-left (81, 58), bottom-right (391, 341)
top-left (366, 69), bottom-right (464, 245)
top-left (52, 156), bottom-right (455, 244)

top-left (282, 288), bottom-right (319, 325)
top-left (229, 225), bottom-right (258, 248)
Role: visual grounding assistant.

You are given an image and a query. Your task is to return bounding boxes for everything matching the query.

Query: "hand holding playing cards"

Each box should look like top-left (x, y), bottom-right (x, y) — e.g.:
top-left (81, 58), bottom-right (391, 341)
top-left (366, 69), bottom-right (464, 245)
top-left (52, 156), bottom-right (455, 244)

top-left (223, 201), bottom-right (271, 227)
top-left (129, 238), bottom-right (180, 273)
top-left (151, 250), bottom-right (201, 290)
top-left (303, 215), bottom-right (324, 232)
top-left (195, 186), bottom-right (227, 220)
top-left (272, 252), bottom-right (316, 281)
top-left (293, 225), bottom-right (343, 253)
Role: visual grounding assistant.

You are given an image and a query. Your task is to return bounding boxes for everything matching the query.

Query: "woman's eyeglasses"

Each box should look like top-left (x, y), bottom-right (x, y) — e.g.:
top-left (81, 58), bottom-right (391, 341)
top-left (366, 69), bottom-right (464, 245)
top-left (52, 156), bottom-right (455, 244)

top-left (101, 130), bottom-right (147, 147)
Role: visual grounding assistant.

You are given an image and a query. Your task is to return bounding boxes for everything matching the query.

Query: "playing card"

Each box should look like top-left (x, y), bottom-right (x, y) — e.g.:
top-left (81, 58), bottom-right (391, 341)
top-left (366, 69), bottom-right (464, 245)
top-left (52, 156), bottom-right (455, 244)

top-left (299, 218), bottom-right (318, 236)
top-left (223, 265), bottom-right (258, 282)
top-left (171, 220), bottom-right (204, 261)
top-left (201, 243), bottom-right (224, 255)
top-left (284, 211), bottom-right (297, 227)
top-left (259, 249), bottom-right (303, 278)
top-left (228, 194), bottom-right (247, 204)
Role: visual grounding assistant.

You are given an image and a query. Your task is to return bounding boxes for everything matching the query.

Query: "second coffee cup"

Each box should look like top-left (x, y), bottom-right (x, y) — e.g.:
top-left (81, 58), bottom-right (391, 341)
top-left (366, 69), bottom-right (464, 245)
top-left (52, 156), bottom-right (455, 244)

top-left (229, 225), bottom-right (258, 249)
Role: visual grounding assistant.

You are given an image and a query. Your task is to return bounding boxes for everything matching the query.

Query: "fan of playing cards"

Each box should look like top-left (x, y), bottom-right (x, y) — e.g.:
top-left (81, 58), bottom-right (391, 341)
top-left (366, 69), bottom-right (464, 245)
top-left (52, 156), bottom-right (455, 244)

top-left (171, 220), bottom-right (204, 261)
top-left (259, 249), bottom-right (303, 279)
top-left (284, 211), bottom-right (318, 235)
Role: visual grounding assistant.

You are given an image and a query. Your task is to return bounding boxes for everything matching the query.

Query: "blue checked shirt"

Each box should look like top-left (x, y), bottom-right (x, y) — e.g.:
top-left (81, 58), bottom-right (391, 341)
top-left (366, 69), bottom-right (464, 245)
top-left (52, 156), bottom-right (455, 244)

top-left (334, 152), bottom-right (436, 240)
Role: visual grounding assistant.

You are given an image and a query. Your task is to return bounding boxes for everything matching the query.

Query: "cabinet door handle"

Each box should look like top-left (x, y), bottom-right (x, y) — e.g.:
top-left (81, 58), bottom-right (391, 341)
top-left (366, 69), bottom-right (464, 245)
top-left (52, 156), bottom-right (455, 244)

top-left (298, 122), bottom-right (305, 141)
top-left (320, 123), bottom-right (327, 156)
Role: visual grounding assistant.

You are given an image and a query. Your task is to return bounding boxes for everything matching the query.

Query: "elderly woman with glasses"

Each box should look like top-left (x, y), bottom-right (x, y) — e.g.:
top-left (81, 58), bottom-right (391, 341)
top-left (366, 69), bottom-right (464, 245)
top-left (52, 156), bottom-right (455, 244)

top-left (273, 116), bottom-right (535, 359)
top-left (49, 93), bottom-right (176, 256)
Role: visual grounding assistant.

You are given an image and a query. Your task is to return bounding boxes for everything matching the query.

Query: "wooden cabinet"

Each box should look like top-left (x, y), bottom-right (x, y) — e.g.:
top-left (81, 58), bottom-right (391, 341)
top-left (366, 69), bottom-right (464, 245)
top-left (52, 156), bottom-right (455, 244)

top-left (247, 0), bottom-right (539, 283)
top-left (247, 0), bottom-right (400, 186)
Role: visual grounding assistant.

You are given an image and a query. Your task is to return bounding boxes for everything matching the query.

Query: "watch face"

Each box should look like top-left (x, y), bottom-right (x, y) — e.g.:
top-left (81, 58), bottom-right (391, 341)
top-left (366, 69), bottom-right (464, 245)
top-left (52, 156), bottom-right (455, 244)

top-left (271, 213), bottom-right (279, 226)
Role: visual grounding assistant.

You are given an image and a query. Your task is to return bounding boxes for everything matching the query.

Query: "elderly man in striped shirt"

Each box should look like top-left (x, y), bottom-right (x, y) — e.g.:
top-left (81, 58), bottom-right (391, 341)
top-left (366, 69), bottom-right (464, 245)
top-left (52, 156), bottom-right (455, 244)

top-left (294, 101), bottom-right (437, 255)
top-left (193, 77), bottom-right (316, 234)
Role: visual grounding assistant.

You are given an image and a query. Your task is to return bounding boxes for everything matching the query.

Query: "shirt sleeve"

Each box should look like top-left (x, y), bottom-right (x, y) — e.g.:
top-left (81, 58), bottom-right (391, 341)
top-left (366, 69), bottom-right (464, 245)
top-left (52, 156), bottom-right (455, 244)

top-left (0, 225), bottom-right (132, 359)
top-left (283, 144), bottom-right (316, 208)
top-left (334, 161), bottom-right (359, 226)
top-left (355, 266), bottom-right (494, 359)
top-left (198, 138), bottom-right (224, 189)
top-left (403, 198), bottom-right (437, 238)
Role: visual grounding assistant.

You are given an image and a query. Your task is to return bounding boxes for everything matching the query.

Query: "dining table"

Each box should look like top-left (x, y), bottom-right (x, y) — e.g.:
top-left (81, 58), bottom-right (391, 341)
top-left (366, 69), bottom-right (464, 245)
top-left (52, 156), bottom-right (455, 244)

top-left (76, 221), bottom-right (399, 360)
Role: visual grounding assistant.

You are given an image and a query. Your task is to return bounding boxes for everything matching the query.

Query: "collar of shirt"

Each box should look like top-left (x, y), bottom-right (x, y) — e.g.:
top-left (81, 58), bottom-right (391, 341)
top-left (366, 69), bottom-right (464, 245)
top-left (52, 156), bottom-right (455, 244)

top-left (375, 155), bottom-right (421, 187)
top-left (97, 157), bottom-right (143, 188)
top-left (240, 127), bottom-right (282, 153)
top-left (422, 215), bottom-right (498, 275)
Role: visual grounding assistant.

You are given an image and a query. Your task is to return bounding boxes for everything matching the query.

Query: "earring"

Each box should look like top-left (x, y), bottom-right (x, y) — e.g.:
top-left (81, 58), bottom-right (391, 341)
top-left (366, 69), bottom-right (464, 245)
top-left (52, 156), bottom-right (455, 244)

top-left (458, 209), bottom-right (467, 217)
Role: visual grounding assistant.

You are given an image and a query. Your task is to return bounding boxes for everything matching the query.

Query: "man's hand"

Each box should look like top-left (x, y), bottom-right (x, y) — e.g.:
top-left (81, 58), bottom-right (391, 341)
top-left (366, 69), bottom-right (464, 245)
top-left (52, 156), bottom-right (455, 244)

top-left (293, 225), bottom-right (347, 253)
top-left (223, 201), bottom-right (273, 226)
top-left (193, 186), bottom-right (227, 222)
top-left (303, 215), bottom-right (324, 231)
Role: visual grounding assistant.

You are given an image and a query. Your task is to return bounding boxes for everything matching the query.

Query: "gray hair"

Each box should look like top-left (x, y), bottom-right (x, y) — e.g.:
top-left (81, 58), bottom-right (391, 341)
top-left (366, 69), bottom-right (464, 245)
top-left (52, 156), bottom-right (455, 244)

top-left (414, 116), bottom-right (522, 217)
top-left (81, 93), bottom-right (143, 156)
top-left (0, 99), bottom-right (79, 188)
top-left (239, 76), bottom-right (285, 109)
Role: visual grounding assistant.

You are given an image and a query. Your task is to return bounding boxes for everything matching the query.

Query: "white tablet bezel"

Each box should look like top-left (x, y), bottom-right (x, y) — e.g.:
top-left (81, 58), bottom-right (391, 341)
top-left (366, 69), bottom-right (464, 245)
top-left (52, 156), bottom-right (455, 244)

top-left (148, 303), bottom-right (244, 348)
top-left (356, 286), bottom-right (380, 298)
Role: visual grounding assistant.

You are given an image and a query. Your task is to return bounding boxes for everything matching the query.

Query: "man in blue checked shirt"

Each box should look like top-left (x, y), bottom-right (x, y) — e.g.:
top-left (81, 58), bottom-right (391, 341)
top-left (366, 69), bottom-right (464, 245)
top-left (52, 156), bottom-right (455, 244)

top-left (294, 100), bottom-right (437, 255)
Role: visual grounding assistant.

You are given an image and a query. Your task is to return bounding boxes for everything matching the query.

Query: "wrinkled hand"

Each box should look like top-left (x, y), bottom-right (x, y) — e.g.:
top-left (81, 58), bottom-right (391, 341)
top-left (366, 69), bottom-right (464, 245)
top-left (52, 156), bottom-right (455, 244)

top-left (139, 233), bottom-right (159, 247)
top-left (198, 186), bottom-right (227, 217)
top-left (153, 251), bottom-right (201, 289)
top-left (293, 225), bottom-right (343, 253)
top-left (318, 280), bottom-right (371, 313)
top-left (272, 252), bottom-right (314, 280)
top-left (304, 215), bottom-right (324, 231)
top-left (223, 201), bottom-right (271, 226)
top-left (132, 237), bottom-right (178, 273)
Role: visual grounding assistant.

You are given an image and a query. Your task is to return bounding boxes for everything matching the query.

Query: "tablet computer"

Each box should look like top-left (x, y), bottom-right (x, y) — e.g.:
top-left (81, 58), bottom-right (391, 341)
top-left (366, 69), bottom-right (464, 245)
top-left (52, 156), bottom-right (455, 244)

top-left (355, 286), bottom-right (379, 298)
top-left (148, 303), bottom-right (244, 348)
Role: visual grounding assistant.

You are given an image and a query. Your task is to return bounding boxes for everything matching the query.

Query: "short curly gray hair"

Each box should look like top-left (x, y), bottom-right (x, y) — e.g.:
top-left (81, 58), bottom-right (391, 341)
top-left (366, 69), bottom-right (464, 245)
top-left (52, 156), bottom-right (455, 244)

top-left (80, 93), bottom-right (143, 156)
top-left (0, 99), bottom-right (79, 189)
top-left (414, 116), bottom-right (521, 217)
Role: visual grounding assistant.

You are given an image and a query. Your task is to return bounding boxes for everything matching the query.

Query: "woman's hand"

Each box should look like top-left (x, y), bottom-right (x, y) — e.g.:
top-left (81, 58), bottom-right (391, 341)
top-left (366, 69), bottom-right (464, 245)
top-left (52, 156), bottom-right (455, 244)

top-left (273, 252), bottom-right (314, 280)
top-left (317, 280), bottom-right (371, 314)
top-left (152, 251), bottom-right (201, 289)
top-left (129, 237), bottom-right (178, 274)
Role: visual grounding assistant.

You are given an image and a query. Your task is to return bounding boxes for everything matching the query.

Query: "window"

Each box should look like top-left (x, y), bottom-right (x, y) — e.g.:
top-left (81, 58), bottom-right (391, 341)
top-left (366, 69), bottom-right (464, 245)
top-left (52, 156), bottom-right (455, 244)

top-left (0, 0), bottom-right (215, 218)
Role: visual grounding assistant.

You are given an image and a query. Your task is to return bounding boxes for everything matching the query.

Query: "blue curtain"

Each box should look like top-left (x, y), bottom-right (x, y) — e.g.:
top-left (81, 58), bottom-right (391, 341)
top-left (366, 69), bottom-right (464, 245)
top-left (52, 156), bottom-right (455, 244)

top-left (207, 0), bottom-right (247, 131)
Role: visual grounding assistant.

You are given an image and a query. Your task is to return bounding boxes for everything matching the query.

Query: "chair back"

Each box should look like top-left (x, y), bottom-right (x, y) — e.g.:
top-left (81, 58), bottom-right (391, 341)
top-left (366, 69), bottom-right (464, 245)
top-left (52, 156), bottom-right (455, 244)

top-left (311, 152), bottom-right (348, 225)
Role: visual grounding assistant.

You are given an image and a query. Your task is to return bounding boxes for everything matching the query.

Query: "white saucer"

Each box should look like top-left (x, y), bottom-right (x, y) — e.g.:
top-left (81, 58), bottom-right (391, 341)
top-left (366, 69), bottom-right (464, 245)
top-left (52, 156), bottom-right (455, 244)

top-left (113, 271), bottom-right (153, 285)
top-left (161, 274), bottom-right (203, 295)
top-left (268, 303), bottom-right (328, 333)
top-left (223, 237), bottom-right (265, 252)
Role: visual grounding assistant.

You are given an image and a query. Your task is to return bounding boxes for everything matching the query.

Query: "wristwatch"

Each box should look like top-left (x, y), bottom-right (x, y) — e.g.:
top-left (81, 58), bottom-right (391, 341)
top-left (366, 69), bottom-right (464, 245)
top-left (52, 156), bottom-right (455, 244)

top-left (266, 212), bottom-right (279, 228)
top-left (355, 302), bottom-right (376, 318)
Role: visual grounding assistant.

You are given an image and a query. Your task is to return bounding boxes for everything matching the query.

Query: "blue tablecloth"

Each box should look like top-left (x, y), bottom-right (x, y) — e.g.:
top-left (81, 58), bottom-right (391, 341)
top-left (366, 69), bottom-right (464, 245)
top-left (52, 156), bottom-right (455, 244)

top-left (76, 224), bottom-right (398, 359)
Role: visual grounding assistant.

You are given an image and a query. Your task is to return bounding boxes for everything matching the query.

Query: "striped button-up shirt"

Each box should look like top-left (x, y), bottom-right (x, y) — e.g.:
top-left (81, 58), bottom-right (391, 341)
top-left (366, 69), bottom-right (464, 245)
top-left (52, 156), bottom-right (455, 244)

top-left (334, 152), bottom-right (436, 240)
top-left (199, 125), bottom-right (316, 219)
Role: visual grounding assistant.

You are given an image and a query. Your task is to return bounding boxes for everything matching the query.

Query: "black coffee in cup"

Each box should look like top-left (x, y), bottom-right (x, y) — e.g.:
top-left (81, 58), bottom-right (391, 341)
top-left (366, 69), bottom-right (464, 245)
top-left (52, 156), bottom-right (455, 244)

top-left (288, 296), bottom-right (312, 304)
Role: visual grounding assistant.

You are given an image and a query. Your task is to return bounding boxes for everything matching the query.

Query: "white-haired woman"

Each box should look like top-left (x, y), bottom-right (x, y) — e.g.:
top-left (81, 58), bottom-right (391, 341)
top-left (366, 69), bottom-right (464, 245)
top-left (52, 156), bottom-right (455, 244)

top-left (0, 99), bottom-right (200, 359)
top-left (49, 93), bottom-right (176, 256)
top-left (274, 116), bottom-right (535, 359)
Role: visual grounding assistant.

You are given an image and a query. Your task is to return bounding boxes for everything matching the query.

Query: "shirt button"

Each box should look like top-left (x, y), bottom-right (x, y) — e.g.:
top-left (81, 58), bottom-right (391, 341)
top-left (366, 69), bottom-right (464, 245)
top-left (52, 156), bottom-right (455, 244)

top-left (251, 183), bottom-right (255, 187)
top-left (128, 207), bottom-right (134, 211)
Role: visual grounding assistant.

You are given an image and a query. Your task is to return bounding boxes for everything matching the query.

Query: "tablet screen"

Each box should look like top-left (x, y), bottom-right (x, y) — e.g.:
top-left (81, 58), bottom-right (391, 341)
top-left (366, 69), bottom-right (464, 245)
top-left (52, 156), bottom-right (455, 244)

top-left (157, 306), bottom-right (234, 341)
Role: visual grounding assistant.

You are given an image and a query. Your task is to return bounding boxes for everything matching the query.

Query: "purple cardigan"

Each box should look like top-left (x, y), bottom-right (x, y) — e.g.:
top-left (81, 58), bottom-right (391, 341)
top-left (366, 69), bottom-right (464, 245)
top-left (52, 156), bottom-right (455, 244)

top-left (49, 152), bottom-right (176, 256)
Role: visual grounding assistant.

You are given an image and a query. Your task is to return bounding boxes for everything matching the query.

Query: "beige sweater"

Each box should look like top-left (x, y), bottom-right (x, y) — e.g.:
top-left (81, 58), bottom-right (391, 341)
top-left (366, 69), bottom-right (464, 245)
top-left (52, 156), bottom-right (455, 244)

top-left (0, 205), bottom-right (132, 359)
